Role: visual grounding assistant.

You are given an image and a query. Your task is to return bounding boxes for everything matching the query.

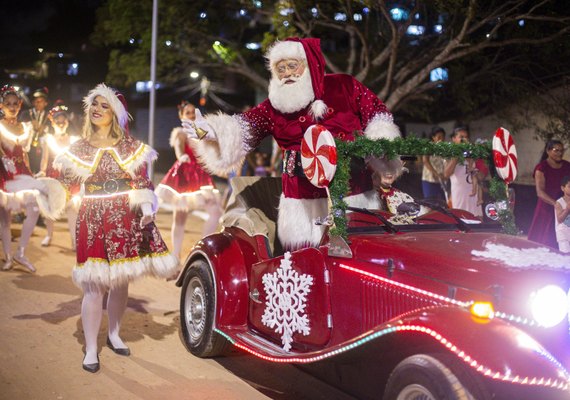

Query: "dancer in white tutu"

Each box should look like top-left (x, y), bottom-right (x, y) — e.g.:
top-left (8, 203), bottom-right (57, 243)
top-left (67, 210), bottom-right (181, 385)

top-left (36, 102), bottom-right (80, 248)
top-left (155, 101), bottom-right (222, 261)
top-left (0, 85), bottom-right (65, 272)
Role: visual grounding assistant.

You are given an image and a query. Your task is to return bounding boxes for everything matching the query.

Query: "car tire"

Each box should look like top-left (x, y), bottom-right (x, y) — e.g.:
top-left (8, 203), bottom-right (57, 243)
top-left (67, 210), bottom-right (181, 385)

top-left (383, 354), bottom-right (488, 400)
top-left (180, 259), bottom-right (227, 357)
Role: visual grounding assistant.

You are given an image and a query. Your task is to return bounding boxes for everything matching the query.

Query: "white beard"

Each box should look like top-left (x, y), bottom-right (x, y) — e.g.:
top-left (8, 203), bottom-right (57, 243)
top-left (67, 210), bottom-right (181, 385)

top-left (268, 70), bottom-right (314, 114)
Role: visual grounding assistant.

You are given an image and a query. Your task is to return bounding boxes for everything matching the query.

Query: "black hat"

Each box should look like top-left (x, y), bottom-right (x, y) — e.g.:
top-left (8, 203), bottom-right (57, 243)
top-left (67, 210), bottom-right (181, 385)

top-left (33, 87), bottom-right (49, 99)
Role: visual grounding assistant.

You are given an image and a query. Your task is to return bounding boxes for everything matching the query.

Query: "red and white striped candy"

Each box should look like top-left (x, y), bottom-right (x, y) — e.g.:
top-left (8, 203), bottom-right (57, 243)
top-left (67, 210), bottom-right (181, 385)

top-left (301, 125), bottom-right (337, 188)
top-left (492, 127), bottom-right (518, 184)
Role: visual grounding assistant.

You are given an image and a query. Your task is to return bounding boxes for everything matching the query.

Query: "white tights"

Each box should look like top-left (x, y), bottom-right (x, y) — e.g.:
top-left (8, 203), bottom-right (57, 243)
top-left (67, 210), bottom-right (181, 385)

top-left (45, 207), bottom-right (77, 244)
top-left (171, 202), bottom-right (222, 260)
top-left (81, 283), bottom-right (129, 364)
top-left (0, 203), bottom-right (40, 258)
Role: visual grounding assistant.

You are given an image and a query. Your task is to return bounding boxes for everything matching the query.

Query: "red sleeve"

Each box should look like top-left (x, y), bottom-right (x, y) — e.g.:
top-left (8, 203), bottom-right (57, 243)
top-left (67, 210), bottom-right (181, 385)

top-left (240, 100), bottom-right (273, 151)
top-left (351, 78), bottom-right (391, 128)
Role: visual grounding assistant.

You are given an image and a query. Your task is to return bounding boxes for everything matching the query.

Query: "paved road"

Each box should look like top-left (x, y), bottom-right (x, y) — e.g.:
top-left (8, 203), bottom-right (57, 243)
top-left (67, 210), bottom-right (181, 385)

top-left (0, 210), bottom-right (354, 400)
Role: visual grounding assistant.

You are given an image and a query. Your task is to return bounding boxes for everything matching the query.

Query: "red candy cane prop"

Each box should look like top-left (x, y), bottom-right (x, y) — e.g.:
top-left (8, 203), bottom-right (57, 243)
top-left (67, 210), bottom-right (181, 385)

top-left (492, 127), bottom-right (518, 184)
top-left (301, 125), bottom-right (337, 188)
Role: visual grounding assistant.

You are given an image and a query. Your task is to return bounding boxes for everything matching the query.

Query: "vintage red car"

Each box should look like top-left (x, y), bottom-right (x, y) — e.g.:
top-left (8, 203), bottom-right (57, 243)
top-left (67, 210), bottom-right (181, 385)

top-left (176, 176), bottom-right (570, 400)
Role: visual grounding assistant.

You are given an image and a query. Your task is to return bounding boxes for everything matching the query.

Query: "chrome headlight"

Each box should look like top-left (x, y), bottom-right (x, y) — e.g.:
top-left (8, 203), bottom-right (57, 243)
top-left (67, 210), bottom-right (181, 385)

top-left (529, 285), bottom-right (568, 328)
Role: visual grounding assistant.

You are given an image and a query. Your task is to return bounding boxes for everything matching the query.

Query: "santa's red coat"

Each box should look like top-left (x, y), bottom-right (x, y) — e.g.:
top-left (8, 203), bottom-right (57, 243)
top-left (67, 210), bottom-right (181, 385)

top-left (240, 73), bottom-right (393, 199)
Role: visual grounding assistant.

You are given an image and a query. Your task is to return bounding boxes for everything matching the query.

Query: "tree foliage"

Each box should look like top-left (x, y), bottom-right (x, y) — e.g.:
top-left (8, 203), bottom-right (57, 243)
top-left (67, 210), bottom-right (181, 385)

top-left (92, 0), bottom-right (570, 123)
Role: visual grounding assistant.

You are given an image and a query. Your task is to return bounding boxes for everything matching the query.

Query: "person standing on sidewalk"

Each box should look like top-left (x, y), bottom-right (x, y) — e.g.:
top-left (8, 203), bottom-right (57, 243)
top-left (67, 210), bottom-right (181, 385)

top-left (54, 83), bottom-right (178, 373)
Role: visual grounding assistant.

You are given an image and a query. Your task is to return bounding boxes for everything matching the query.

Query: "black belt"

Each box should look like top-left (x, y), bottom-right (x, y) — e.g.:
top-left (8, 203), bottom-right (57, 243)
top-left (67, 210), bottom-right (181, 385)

top-left (85, 178), bottom-right (132, 195)
top-left (283, 150), bottom-right (304, 177)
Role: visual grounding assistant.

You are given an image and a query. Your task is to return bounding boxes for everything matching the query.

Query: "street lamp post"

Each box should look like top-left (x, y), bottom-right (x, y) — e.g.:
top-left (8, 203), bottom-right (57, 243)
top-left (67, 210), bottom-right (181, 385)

top-left (148, 0), bottom-right (158, 179)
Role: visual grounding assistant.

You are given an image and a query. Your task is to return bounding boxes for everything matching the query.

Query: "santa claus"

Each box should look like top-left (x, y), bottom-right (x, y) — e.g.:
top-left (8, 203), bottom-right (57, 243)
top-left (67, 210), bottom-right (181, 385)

top-left (183, 37), bottom-right (400, 250)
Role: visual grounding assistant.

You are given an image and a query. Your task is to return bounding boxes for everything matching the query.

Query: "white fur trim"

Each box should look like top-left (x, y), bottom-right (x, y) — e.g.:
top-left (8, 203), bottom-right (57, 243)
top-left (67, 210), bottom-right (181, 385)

top-left (155, 184), bottom-right (221, 212)
top-left (72, 251), bottom-right (179, 290)
top-left (309, 99), bottom-right (327, 120)
top-left (277, 194), bottom-right (328, 249)
top-left (345, 190), bottom-right (381, 209)
top-left (53, 143), bottom-right (157, 181)
top-left (128, 189), bottom-right (158, 212)
top-left (123, 144), bottom-right (157, 178)
top-left (83, 83), bottom-right (131, 129)
top-left (265, 40), bottom-right (306, 71)
top-left (35, 177), bottom-right (67, 220)
top-left (53, 152), bottom-right (92, 181)
top-left (190, 113), bottom-right (248, 176)
top-left (169, 127), bottom-right (186, 148)
top-left (364, 113), bottom-right (401, 140)
top-left (5, 175), bottom-right (42, 210)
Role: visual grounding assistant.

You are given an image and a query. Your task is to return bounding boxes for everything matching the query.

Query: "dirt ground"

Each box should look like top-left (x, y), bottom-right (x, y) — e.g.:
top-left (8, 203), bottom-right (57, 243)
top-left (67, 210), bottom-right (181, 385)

top-left (0, 210), bottom-right (354, 400)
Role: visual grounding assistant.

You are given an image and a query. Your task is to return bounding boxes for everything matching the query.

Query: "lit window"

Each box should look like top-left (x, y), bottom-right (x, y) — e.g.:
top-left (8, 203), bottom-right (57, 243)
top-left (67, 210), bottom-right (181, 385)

top-left (390, 7), bottom-right (409, 21)
top-left (136, 81), bottom-right (153, 93)
top-left (67, 63), bottom-right (79, 76)
top-left (334, 13), bottom-right (347, 21)
top-left (279, 8), bottom-right (294, 16)
top-left (430, 67), bottom-right (449, 82)
top-left (406, 25), bottom-right (425, 35)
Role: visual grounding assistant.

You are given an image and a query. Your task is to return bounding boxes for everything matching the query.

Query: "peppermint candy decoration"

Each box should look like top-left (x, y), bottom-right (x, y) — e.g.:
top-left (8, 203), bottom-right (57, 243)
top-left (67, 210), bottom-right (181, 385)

top-left (301, 125), bottom-right (337, 188)
top-left (492, 127), bottom-right (518, 184)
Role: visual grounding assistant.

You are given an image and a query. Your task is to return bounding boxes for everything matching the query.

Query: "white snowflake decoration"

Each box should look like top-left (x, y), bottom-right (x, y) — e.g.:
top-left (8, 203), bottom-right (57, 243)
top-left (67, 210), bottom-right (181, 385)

top-left (261, 252), bottom-right (314, 352)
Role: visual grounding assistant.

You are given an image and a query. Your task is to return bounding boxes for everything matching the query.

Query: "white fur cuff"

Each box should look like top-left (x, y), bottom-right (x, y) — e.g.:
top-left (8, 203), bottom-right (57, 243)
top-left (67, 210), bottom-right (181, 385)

top-left (129, 189), bottom-right (157, 212)
top-left (191, 113), bottom-right (248, 177)
top-left (365, 113), bottom-right (401, 140)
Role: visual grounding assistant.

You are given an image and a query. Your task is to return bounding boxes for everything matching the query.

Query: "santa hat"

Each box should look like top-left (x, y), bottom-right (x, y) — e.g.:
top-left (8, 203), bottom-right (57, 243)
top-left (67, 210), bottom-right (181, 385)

top-left (266, 37), bottom-right (328, 119)
top-left (83, 83), bottom-right (131, 131)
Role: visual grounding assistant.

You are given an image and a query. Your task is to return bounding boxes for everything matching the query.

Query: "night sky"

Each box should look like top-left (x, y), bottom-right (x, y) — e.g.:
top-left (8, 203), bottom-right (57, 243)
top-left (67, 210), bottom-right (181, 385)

top-left (0, 1), bottom-right (101, 71)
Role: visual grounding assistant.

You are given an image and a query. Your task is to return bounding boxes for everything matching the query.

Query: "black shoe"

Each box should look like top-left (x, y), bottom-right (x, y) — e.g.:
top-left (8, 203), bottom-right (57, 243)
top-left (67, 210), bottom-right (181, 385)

top-left (82, 356), bottom-right (100, 373)
top-left (106, 337), bottom-right (131, 356)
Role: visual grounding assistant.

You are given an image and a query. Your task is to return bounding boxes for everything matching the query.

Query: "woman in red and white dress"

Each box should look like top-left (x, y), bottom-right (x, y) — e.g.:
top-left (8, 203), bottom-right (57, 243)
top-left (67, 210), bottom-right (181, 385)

top-left (36, 103), bottom-right (80, 248)
top-left (155, 101), bottom-right (222, 261)
top-left (54, 84), bottom-right (178, 373)
top-left (0, 86), bottom-right (65, 272)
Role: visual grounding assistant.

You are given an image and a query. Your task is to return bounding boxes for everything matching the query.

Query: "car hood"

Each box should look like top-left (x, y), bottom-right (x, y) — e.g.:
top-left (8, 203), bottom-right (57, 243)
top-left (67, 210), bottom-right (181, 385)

top-left (350, 231), bottom-right (570, 299)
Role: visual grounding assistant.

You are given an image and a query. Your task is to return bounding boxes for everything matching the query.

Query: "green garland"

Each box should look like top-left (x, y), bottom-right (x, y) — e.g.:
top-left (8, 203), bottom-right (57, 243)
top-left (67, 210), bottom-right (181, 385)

top-left (328, 135), bottom-right (518, 238)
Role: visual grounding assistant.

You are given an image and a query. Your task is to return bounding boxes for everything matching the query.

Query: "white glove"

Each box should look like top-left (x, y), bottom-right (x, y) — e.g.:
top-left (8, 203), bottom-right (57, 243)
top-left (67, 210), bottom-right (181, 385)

top-left (2, 157), bottom-right (15, 174)
top-left (181, 109), bottom-right (216, 141)
top-left (140, 202), bottom-right (155, 228)
top-left (178, 154), bottom-right (190, 163)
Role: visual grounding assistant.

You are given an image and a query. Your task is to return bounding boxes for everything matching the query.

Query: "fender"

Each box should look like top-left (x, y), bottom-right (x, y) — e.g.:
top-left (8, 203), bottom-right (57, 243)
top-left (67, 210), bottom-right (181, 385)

top-left (177, 231), bottom-right (250, 329)
top-left (386, 306), bottom-right (570, 387)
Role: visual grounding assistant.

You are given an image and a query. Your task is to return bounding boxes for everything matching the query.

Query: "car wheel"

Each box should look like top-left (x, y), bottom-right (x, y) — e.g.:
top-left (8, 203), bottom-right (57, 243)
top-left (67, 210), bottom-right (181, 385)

top-left (180, 259), bottom-right (227, 357)
top-left (383, 354), bottom-right (487, 400)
